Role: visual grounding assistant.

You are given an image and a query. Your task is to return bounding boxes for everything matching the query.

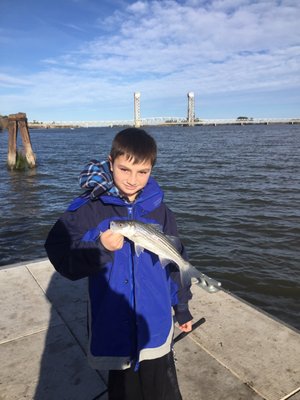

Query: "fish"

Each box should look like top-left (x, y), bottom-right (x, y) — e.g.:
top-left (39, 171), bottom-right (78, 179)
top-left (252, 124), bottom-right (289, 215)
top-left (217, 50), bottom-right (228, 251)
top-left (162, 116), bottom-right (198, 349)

top-left (110, 220), bottom-right (221, 293)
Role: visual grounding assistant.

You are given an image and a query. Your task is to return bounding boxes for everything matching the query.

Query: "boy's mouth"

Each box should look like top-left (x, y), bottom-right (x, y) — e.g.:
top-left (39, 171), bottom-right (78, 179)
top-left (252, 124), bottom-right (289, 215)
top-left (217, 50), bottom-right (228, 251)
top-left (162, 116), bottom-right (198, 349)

top-left (124, 183), bottom-right (138, 189)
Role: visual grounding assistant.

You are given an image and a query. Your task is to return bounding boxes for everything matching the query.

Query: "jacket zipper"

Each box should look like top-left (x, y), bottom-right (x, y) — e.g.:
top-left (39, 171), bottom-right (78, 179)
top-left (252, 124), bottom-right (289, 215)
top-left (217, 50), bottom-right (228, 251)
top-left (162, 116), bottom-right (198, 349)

top-left (127, 205), bottom-right (134, 305)
top-left (126, 205), bottom-right (136, 366)
top-left (127, 206), bottom-right (133, 220)
top-left (127, 204), bottom-right (140, 369)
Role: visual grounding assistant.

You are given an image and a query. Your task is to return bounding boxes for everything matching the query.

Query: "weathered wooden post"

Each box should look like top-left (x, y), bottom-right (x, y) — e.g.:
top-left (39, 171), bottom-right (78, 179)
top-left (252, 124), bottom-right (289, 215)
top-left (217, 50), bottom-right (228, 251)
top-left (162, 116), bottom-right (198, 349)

top-left (7, 117), bottom-right (18, 168)
top-left (7, 112), bottom-right (36, 169)
top-left (18, 113), bottom-right (36, 168)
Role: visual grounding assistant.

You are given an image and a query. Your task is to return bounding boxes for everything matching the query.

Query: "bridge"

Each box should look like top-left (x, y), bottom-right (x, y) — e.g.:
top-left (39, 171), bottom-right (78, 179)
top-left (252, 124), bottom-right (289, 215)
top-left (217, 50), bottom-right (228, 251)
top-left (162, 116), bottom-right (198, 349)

top-left (35, 117), bottom-right (300, 128)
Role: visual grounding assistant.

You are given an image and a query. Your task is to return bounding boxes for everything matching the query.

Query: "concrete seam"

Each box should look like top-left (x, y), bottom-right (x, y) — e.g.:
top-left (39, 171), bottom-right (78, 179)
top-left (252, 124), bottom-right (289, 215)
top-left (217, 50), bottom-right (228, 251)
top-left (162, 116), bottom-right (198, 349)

top-left (91, 389), bottom-right (109, 399)
top-left (187, 333), bottom-right (268, 400)
top-left (279, 387), bottom-right (300, 400)
top-left (25, 267), bottom-right (86, 350)
top-left (0, 327), bottom-right (49, 345)
top-left (25, 266), bottom-right (108, 389)
top-left (0, 257), bottom-right (48, 271)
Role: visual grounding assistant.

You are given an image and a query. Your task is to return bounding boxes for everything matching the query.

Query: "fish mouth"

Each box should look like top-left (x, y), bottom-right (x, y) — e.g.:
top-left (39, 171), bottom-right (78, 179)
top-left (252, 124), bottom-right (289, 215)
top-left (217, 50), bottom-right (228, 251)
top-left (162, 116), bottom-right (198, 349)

top-left (110, 220), bottom-right (126, 230)
top-left (110, 221), bottom-right (118, 230)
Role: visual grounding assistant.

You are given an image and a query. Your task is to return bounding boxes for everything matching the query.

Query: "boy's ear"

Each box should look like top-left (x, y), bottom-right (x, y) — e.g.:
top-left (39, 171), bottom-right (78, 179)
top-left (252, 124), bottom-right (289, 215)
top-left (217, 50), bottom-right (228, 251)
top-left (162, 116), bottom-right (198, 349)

top-left (108, 156), bottom-right (113, 172)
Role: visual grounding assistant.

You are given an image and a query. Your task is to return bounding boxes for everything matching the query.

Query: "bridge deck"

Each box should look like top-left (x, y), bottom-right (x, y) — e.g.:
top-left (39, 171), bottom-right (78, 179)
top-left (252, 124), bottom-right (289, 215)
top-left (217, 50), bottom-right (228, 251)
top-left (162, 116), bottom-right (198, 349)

top-left (28, 117), bottom-right (300, 128)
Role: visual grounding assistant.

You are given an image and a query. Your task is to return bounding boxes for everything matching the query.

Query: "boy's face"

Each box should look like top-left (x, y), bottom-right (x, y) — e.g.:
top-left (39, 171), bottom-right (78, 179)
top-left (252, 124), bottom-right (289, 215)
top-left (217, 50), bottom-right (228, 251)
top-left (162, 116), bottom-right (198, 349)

top-left (109, 155), bottom-right (152, 201)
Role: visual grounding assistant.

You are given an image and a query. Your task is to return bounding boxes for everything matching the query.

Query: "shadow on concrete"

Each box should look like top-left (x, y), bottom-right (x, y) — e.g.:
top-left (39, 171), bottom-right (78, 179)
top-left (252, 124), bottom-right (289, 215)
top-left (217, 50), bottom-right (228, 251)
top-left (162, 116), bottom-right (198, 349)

top-left (33, 267), bottom-right (150, 399)
top-left (32, 271), bottom-right (101, 399)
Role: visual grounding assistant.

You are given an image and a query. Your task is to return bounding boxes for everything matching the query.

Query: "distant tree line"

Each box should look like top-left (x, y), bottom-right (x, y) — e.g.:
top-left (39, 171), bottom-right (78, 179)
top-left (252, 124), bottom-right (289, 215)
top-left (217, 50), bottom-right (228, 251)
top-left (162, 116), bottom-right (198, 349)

top-left (237, 116), bottom-right (253, 121)
top-left (0, 114), bottom-right (8, 130)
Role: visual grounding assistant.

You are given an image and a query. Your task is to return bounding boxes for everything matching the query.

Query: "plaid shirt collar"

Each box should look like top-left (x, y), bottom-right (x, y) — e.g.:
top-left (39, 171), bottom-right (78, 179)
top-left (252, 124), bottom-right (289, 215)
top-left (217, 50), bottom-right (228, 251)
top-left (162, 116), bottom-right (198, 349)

top-left (79, 159), bottom-right (139, 201)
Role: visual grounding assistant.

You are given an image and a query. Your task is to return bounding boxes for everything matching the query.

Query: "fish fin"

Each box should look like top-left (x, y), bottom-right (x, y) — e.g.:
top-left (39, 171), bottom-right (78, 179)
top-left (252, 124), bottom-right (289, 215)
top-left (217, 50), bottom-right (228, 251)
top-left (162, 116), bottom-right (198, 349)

top-left (179, 261), bottom-right (195, 287)
top-left (134, 244), bottom-right (144, 257)
top-left (158, 256), bottom-right (172, 268)
top-left (166, 235), bottom-right (181, 248)
top-left (148, 223), bottom-right (163, 232)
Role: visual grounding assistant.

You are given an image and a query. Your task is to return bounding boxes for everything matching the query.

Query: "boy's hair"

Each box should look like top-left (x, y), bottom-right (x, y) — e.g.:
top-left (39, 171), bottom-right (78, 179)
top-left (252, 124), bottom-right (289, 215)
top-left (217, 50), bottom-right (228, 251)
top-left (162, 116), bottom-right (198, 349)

top-left (110, 128), bottom-right (157, 166)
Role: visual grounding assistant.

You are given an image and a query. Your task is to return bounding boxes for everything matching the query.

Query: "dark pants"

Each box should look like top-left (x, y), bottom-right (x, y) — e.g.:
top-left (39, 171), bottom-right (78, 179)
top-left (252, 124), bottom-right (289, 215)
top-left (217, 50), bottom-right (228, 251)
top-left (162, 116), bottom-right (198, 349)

top-left (108, 351), bottom-right (182, 400)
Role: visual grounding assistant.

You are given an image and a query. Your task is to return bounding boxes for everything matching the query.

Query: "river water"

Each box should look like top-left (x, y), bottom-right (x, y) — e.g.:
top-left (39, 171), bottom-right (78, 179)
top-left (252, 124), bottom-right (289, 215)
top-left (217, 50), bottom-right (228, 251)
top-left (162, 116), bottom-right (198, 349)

top-left (0, 125), bottom-right (299, 330)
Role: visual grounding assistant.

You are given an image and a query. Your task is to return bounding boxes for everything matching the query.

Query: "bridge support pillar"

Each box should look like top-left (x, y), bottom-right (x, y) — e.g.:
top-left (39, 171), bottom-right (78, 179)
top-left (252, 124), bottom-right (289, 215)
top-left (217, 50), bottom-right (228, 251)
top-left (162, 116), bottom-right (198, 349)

top-left (187, 92), bottom-right (195, 126)
top-left (134, 92), bottom-right (141, 128)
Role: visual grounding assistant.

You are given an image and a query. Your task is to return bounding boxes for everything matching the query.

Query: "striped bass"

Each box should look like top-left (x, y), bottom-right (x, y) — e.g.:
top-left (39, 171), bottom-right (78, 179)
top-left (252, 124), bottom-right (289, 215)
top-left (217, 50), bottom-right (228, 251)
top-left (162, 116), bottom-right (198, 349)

top-left (110, 220), bottom-right (221, 293)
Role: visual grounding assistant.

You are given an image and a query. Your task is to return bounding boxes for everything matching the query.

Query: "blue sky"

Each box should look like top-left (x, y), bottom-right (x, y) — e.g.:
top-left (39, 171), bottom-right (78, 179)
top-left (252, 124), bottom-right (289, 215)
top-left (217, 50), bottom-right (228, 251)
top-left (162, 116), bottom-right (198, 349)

top-left (0, 0), bottom-right (299, 122)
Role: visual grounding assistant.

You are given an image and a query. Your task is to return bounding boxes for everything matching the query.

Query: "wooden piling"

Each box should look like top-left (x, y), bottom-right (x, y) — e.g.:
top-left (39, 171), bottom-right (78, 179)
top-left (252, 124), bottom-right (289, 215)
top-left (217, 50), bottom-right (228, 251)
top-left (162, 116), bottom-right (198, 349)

top-left (7, 113), bottom-right (36, 169)
top-left (7, 119), bottom-right (17, 168)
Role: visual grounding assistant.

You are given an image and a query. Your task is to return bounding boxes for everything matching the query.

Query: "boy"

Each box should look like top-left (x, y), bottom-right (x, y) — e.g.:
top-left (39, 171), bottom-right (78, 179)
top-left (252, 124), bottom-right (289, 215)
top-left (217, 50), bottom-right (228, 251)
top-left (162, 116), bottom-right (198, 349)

top-left (45, 128), bottom-right (193, 400)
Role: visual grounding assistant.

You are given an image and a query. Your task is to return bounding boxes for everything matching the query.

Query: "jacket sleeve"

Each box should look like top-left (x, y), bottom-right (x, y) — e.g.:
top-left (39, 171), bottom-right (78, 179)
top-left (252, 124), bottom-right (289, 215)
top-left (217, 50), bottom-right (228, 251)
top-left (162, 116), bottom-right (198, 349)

top-left (44, 202), bottom-right (112, 281)
top-left (162, 206), bottom-right (193, 325)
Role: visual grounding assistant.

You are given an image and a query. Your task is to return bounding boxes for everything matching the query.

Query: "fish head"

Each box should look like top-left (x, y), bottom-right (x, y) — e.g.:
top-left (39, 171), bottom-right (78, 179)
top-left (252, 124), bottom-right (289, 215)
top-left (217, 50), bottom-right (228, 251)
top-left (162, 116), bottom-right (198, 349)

top-left (110, 220), bottom-right (136, 237)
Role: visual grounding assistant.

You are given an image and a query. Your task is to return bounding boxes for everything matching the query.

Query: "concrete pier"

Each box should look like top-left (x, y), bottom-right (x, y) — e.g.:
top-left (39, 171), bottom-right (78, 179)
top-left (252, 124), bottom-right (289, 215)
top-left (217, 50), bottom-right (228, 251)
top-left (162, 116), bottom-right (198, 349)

top-left (0, 259), bottom-right (299, 400)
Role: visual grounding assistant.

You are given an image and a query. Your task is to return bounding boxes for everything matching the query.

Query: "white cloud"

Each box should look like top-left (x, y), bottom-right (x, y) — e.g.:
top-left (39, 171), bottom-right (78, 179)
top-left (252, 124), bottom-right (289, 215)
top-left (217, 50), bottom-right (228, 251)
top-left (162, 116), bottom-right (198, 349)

top-left (72, 0), bottom-right (300, 94)
top-left (62, 23), bottom-right (87, 33)
top-left (83, 0), bottom-right (300, 69)
top-left (0, 73), bottom-right (32, 88)
top-left (127, 1), bottom-right (149, 14)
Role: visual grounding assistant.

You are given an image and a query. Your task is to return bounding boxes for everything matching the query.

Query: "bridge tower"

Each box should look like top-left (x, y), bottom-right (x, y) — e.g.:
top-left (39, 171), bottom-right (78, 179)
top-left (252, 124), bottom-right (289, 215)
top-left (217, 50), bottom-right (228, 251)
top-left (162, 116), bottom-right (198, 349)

top-left (134, 92), bottom-right (141, 128)
top-left (187, 92), bottom-right (195, 126)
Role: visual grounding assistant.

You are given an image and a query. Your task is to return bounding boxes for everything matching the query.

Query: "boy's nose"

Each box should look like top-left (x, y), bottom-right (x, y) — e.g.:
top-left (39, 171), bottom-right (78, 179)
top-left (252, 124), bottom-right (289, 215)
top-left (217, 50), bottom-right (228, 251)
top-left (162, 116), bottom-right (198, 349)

top-left (127, 173), bottom-right (137, 185)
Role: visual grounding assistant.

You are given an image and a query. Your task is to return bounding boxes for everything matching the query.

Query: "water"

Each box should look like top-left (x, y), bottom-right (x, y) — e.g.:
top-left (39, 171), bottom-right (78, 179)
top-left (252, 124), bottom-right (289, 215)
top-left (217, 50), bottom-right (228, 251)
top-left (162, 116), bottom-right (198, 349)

top-left (0, 125), bottom-right (299, 330)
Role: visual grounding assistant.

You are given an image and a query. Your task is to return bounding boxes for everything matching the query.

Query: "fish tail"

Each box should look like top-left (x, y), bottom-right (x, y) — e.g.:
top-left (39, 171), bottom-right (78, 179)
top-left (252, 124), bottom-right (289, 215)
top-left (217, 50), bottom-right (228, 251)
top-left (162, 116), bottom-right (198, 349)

top-left (180, 261), bottom-right (221, 293)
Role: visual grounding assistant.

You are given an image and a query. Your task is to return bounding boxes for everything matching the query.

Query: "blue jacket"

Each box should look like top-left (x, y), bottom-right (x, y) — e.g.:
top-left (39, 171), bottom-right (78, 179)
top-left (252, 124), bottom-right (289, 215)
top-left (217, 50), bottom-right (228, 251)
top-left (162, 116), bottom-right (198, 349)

top-left (45, 177), bottom-right (192, 370)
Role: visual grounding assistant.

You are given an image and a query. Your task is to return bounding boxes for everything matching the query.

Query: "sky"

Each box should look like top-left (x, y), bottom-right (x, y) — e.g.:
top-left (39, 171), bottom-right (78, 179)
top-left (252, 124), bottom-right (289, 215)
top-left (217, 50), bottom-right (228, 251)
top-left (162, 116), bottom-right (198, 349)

top-left (0, 0), bottom-right (299, 122)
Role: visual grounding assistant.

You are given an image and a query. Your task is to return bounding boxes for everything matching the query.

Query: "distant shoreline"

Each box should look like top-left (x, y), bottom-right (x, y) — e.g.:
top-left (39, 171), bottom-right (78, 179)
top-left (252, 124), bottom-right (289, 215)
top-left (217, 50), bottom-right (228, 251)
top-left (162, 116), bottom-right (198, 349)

top-left (26, 119), bottom-right (300, 129)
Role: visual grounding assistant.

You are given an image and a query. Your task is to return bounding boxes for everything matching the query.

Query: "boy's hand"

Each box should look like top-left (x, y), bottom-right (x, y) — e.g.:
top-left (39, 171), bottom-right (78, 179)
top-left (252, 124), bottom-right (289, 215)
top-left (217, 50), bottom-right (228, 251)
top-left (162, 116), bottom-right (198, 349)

top-left (100, 229), bottom-right (124, 251)
top-left (178, 320), bottom-right (192, 332)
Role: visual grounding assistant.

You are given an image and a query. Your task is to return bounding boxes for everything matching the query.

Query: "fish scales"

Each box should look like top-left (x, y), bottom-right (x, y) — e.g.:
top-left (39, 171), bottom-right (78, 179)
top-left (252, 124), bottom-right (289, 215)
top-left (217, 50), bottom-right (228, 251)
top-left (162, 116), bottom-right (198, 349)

top-left (134, 224), bottom-right (181, 254)
top-left (131, 223), bottom-right (184, 266)
top-left (110, 220), bottom-right (221, 293)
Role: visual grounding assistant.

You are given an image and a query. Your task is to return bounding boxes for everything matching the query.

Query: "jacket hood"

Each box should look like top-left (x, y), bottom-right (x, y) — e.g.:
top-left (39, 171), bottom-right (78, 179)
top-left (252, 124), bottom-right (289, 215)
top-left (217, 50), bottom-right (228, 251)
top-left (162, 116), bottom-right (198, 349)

top-left (68, 160), bottom-right (163, 214)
